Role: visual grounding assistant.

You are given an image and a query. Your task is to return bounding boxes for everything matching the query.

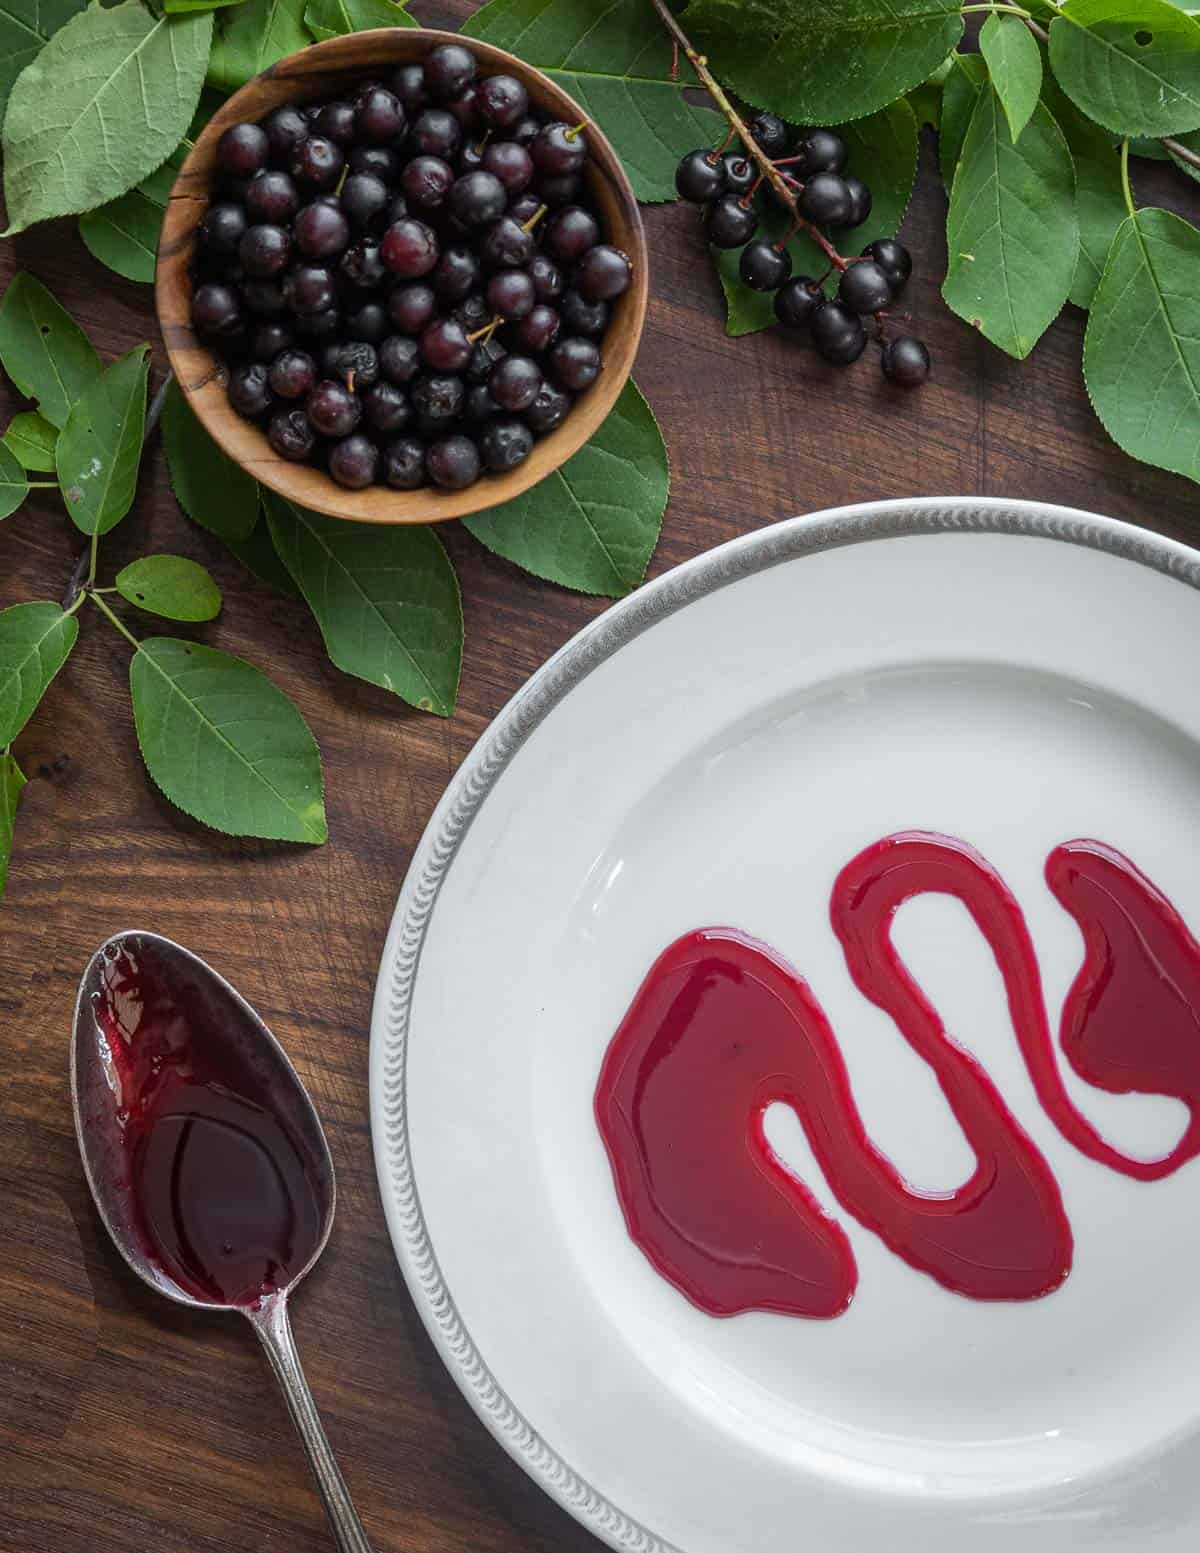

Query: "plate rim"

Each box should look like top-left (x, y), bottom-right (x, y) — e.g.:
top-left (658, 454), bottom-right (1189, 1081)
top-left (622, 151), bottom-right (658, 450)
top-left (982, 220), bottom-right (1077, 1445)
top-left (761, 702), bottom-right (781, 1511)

top-left (369, 496), bottom-right (1200, 1553)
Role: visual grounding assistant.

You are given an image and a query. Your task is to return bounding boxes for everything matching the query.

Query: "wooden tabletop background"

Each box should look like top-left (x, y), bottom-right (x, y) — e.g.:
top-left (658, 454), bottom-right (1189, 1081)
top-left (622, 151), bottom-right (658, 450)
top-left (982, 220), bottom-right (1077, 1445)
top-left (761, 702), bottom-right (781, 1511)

top-left (2, 6), bottom-right (1198, 1550)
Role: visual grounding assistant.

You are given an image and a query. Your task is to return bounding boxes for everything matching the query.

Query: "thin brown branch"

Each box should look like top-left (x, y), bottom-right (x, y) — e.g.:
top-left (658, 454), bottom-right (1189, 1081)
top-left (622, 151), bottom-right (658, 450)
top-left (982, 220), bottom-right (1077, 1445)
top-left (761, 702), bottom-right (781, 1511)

top-left (1162, 135), bottom-right (1200, 173)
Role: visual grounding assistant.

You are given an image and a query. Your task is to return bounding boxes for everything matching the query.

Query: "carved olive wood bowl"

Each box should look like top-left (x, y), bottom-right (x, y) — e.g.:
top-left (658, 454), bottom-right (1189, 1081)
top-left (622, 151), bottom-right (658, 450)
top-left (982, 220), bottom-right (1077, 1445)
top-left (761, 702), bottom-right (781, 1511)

top-left (155, 28), bottom-right (648, 525)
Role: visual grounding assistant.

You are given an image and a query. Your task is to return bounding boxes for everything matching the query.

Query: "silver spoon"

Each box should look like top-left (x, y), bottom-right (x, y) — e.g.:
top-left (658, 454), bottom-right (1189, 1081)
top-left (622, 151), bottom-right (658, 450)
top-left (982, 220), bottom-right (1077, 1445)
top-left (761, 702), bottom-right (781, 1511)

top-left (71, 929), bottom-right (374, 1553)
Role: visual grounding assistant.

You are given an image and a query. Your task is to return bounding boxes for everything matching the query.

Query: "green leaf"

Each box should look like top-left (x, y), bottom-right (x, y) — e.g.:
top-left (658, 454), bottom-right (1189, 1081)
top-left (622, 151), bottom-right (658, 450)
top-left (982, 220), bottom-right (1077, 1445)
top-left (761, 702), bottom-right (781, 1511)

top-left (78, 147), bottom-right (184, 285)
top-left (939, 54), bottom-right (987, 188)
top-left (1084, 206), bottom-right (1200, 483)
top-left (943, 90), bottom-right (1077, 359)
top-left (980, 12), bottom-right (1043, 141)
top-left (0, 272), bottom-right (101, 430)
top-left (1048, 0), bottom-right (1200, 137)
top-left (1042, 74), bottom-right (1128, 308)
top-left (166, 0), bottom-right (247, 11)
top-left (303, 0), bottom-right (413, 39)
top-left (220, 505), bottom-right (302, 597)
top-left (716, 100), bottom-right (919, 337)
top-left (0, 600), bottom-right (79, 746)
top-left (207, 0), bottom-right (310, 93)
top-left (161, 378), bottom-right (259, 543)
top-left (2, 410), bottom-right (57, 472)
top-left (264, 494), bottom-right (462, 716)
top-left (0, 441), bottom-right (30, 520)
top-left (907, 79), bottom-right (943, 132)
top-left (116, 555), bottom-right (223, 621)
top-left (130, 637), bottom-right (327, 843)
top-left (463, 379), bottom-right (667, 597)
top-left (463, 0), bottom-right (721, 203)
top-left (0, 749), bottom-right (25, 908)
top-left (683, 0), bottom-right (964, 125)
top-left (0, 0), bottom-right (88, 128)
top-left (56, 345), bottom-right (149, 536)
top-left (2, 2), bottom-right (213, 234)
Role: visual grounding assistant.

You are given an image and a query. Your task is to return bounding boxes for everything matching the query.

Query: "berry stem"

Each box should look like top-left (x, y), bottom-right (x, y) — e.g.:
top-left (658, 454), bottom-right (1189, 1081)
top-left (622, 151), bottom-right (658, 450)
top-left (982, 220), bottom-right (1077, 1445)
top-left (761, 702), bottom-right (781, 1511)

top-left (646, 0), bottom-right (850, 270)
top-left (521, 202), bottom-right (548, 232)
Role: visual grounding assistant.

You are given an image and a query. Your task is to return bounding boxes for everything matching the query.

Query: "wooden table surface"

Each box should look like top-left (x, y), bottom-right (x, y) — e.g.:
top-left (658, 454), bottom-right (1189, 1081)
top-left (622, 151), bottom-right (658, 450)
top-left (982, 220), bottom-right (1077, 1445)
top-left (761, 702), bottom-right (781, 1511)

top-left (2, 7), bottom-right (1198, 1550)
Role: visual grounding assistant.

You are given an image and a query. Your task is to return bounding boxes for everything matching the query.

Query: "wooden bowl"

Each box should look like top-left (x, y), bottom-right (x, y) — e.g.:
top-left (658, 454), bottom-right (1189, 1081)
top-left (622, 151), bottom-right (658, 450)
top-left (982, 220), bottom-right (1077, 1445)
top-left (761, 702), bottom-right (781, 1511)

top-left (156, 28), bottom-right (648, 525)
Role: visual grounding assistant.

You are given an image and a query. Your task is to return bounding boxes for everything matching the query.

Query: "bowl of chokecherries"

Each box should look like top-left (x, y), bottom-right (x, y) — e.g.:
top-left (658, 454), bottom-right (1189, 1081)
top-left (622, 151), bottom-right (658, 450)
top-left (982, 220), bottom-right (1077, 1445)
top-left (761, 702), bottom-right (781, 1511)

top-left (156, 30), bottom-right (648, 524)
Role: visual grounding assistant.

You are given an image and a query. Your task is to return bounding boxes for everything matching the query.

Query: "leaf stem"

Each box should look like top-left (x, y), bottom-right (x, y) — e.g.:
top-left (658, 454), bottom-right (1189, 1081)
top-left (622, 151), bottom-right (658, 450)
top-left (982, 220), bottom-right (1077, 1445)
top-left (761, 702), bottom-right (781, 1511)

top-left (961, 4), bottom-right (1033, 15)
top-left (87, 527), bottom-right (99, 587)
top-left (25, 479), bottom-right (58, 488)
top-left (1120, 137), bottom-right (1135, 219)
top-left (88, 589), bottom-right (141, 651)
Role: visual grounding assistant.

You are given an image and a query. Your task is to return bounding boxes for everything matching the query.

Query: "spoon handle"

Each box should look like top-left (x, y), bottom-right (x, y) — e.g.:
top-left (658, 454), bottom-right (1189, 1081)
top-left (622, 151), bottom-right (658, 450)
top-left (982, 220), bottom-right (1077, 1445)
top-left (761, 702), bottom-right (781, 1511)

top-left (248, 1292), bottom-right (375, 1553)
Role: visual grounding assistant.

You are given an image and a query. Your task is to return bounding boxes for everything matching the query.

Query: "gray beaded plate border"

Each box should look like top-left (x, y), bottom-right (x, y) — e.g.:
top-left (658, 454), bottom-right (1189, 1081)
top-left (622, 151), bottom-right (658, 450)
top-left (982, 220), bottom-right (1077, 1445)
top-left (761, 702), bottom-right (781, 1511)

top-left (369, 497), bottom-right (1200, 1553)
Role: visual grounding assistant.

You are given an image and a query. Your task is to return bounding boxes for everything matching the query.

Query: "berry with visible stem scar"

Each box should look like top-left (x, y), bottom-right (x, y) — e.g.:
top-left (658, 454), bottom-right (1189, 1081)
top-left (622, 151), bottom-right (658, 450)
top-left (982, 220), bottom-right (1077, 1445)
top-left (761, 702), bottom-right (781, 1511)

top-left (706, 194), bottom-right (758, 248)
top-left (838, 260), bottom-right (893, 315)
top-left (774, 276), bottom-right (822, 328)
top-left (740, 240), bottom-right (792, 292)
top-left (748, 111), bottom-right (788, 157)
top-left (675, 149), bottom-right (724, 203)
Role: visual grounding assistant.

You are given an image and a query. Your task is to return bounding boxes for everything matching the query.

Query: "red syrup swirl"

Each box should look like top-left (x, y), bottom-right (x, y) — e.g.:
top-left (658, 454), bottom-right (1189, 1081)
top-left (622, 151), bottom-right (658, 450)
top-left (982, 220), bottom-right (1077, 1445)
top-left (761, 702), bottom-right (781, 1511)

top-left (594, 833), bottom-right (1200, 1319)
top-left (95, 943), bottom-right (324, 1307)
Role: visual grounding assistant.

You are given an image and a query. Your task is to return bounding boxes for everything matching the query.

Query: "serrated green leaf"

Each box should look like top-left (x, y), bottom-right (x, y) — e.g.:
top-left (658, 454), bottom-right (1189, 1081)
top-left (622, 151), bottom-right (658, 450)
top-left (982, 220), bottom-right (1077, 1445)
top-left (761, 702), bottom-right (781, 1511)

top-left (0, 749), bottom-right (25, 908)
top-left (0, 441), bottom-right (30, 520)
top-left (221, 505), bottom-right (302, 597)
top-left (2, 411), bottom-right (57, 472)
top-left (161, 378), bottom-right (259, 543)
top-left (464, 0), bottom-right (719, 202)
top-left (683, 0), bottom-right (964, 125)
top-left (1042, 74), bottom-right (1128, 308)
top-left (939, 54), bottom-right (987, 188)
top-left (943, 90), bottom-right (1077, 359)
top-left (130, 637), bottom-right (327, 843)
top-left (2, 2), bottom-right (213, 234)
top-left (0, 600), bottom-right (79, 746)
top-left (79, 147), bottom-right (186, 285)
top-left (264, 494), bottom-right (461, 716)
top-left (304, 0), bottom-right (413, 39)
top-left (0, 0), bottom-right (88, 129)
top-left (207, 0), bottom-right (310, 93)
top-left (56, 345), bottom-right (149, 536)
top-left (1084, 206), bottom-right (1200, 483)
top-left (980, 13), bottom-right (1043, 141)
top-left (1049, 0), bottom-right (1200, 137)
top-left (463, 379), bottom-right (667, 597)
top-left (907, 80), bottom-right (943, 132)
top-left (117, 555), bottom-right (223, 621)
top-left (0, 273), bottom-right (101, 430)
top-left (1166, 127), bottom-right (1200, 179)
top-left (166, 0), bottom-right (247, 12)
top-left (715, 100), bottom-right (920, 338)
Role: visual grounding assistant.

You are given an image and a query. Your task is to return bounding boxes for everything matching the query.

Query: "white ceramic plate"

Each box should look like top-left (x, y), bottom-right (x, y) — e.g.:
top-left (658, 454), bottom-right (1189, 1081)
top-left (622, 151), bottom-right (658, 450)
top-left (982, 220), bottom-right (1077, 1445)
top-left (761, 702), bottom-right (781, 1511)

top-left (371, 498), bottom-right (1200, 1553)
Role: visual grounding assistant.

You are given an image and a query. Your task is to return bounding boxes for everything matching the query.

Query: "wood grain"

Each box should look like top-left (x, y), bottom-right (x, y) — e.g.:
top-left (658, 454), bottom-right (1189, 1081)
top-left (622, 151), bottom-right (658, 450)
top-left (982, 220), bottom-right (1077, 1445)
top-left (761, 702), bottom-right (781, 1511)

top-left (158, 27), bottom-right (647, 524)
top-left (3, 5), bottom-right (1200, 1550)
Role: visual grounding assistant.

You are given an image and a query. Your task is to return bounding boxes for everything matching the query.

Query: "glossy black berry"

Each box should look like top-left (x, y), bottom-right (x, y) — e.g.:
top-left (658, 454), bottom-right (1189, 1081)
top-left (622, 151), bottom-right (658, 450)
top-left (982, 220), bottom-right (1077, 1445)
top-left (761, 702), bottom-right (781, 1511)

top-left (253, 322), bottom-right (293, 360)
top-left (706, 194), bottom-right (758, 249)
top-left (341, 172), bottom-right (389, 228)
top-left (425, 44), bottom-right (478, 101)
top-left (575, 244), bottom-right (631, 302)
top-left (863, 238), bottom-right (913, 293)
top-left (381, 218), bottom-right (439, 277)
top-left (268, 348), bottom-right (317, 398)
top-left (748, 112), bottom-right (789, 158)
top-left (545, 206), bottom-right (600, 262)
top-left (774, 276), bottom-right (821, 328)
top-left (529, 252), bottom-right (564, 300)
top-left (323, 340), bottom-right (379, 391)
top-left (192, 282), bottom-right (241, 335)
top-left (810, 301), bottom-right (867, 365)
top-left (465, 342), bottom-right (500, 384)
top-left (388, 283), bottom-right (437, 332)
top-left (411, 373), bottom-right (466, 425)
top-left (339, 240), bottom-right (387, 289)
top-left (478, 75), bottom-right (528, 127)
top-left (490, 354), bottom-right (542, 410)
top-left (511, 115), bottom-right (540, 146)
top-left (379, 334), bottom-right (422, 385)
top-left (482, 140), bottom-right (533, 192)
top-left (881, 335), bottom-right (931, 387)
top-left (239, 224), bottom-right (291, 277)
top-left (202, 202), bottom-right (248, 254)
top-left (511, 303), bottom-right (560, 353)
top-left (799, 173), bottom-right (852, 226)
top-left (344, 301), bottom-right (387, 342)
top-left (402, 154), bottom-right (453, 209)
top-left (793, 129), bottom-right (847, 177)
top-left (507, 192), bottom-right (542, 226)
top-left (448, 170), bottom-right (506, 227)
top-left (839, 176), bottom-right (872, 230)
top-left (392, 64), bottom-right (429, 111)
top-left (409, 108), bottom-right (462, 159)
top-left (350, 145), bottom-right (400, 181)
top-left (228, 363), bottom-right (272, 418)
top-left (839, 259), bottom-right (893, 315)
top-left (675, 150), bottom-right (725, 204)
top-left (218, 123), bottom-right (269, 179)
top-left (560, 289), bottom-right (608, 337)
top-left (242, 279), bottom-right (286, 317)
top-left (307, 379), bottom-right (361, 437)
top-left (531, 122), bottom-right (586, 176)
top-left (245, 171), bottom-right (299, 224)
top-left (290, 135), bottom-right (344, 190)
top-left (363, 381), bottom-right (410, 433)
top-left (329, 434), bottom-right (379, 489)
top-left (283, 264), bottom-right (336, 315)
top-left (480, 215), bottom-right (534, 269)
top-left (739, 239), bottom-right (792, 292)
top-left (484, 268), bottom-right (533, 319)
top-left (426, 434), bottom-right (481, 489)
top-left (525, 380), bottom-right (571, 433)
top-left (294, 200), bottom-right (350, 258)
top-left (268, 407), bottom-right (316, 461)
top-left (315, 101), bottom-right (357, 146)
top-left (720, 153), bottom-right (755, 196)
top-left (421, 318), bottom-right (472, 371)
top-left (537, 172), bottom-right (581, 207)
top-left (356, 87), bottom-right (405, 144)
top-left (264, 105), bottom-right (309, 162)
top-left (549, 336), bottom-right (600, 391)
top-left (479, 416), bottom-right (533, 471)
top-left (382, 435), bottom-right (427, 488)
top-left (465, 383), bottom-right (499, 420)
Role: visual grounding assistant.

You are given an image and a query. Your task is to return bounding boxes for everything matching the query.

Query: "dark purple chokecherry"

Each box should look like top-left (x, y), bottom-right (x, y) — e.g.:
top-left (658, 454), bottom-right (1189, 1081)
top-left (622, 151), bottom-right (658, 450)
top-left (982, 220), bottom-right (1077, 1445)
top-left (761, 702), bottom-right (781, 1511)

top-left (296, 306), bottom-right (341, 340)
top-left (382, 435), bottom-right (427, 488)
top-left (719, 152), bottom-right (755, 195)
top-left (323, 340), bottom-right (379, 391)
top-left (457, 139), bottom-right (486, 174)
top-left (479, 416), bottom-right (533, 471)
top-left (799, 172), bottom-right (852, 226)
top-left (426, 434), bottom-right (481, 489)
top-left (544, 205), bottom-right (600, 262)
top-left (408, 108), bottom-right (462, 158)
top-left (748, 111), bottom-right (789, 157)
top-left (863, 238), bottom-right (912, 293)
top-left (511, 115), bottom-right (540, 146)
top-left (465, 342), bottom-right (501, 384)
top-left (510, 304), bottom-right (560, 352)
top-left (339, 240), bottom-right (387, 289)
top-left (381, 218), bottom-right (439, 277)
top-left (425, 43), bottom-right (478, 101)
top-left (192, 282), bottom-right (241, 335)
top-left (392, 64), bottom-right (429, 111)
top-left (341, 172), bottom-right (389, 228)
top-left (531, 121), bottom-right (586, 176)
top-left (560, 289), bottom-right (608, 337)
top-left (839, 259), bottom-right (893, 315)
top-left (349, 145), bottom-right (400, 180)
top-left (482, 140), bottom-right (534, 192)
top-left (447, 83), bottom-right (481, 130)
top-left (706, 194), bottom-right (758, 249)
top-left (465, 383), bottom-right (499, 420)
top-left (253, 321), bottom-right (293, 360)
top-left (379, 334), bottom-right (422, 385)
top-left (525, 379), bottom-right (571, 432)
top-left (201, 202), bottom-right (248, 254)
top-left (293, 200), bottom-right (350, 258)
top-left (363, 381), bottom-right (410, 432)
top-left (241, 279), bottom-right (286, 316)
top-left (264, 105), bottom-right (309, 162)
top-left (529, 252), bottom-right (564, 301)
top-left (228, 362), bottom-right (272, 418)
top-left (881, 335), bottom-right (931, 387)
top-left (315, 101), bottom-right (357, 146)
top-left (490, 354), bottom-right (542, 411)
top-left (740, 239), bottom-right (792, 293)
top-left (245, 171), bottom-right (299, 224)
top-left (487, 269), bottom-right (535, 319)
top-left (549, 336), bottom-right (601, 391)
top-left (792, 128), bottom-right (847, 177)
top-left (810, 301), bottom-right (867, 364)
top-left (448, 170), bottom-right (506, 226)
top-left (574, 244), bottom-right (631, 302)
top-left (382, 193), bottom-right (409, 228)
top-left (411, 373), bottom-right (466, 424)
top-left (329, 434), bottom-right (378, 489)
top-left (307, 379), bottom-right (361, 437)
top-left (403, 154), bottom-right (454, 208)
top-left (774, 276), bottom-right (822, 328)
top-left (420, 318), bottom-right (472, 371)
top-left (478, 74), bottom-right (528, 128)
top-left (536, 172), bottom-right (580, 207)
top-left (356, 87), bottom-right (405, 144)
top-left (290, 135), bottom-right (345, 189)
top-left (388, 283), bottom-right (437, 332)
top-left (283, 264), bottom-right (336, 315)
top-left (268, 349), bottom-right (317, 399)
top-left (239, 224), bottom-right (291, 277)
top-left (838, 177), bottom-right (872, 230)
top-left (268, 407), bottom-right (316, 461)
top-left (218, 123), bottom-right (269, 178)
top-left (675, 150), bottom-right (725, 204)
top-left (344, 301), bottom-right (388, 343)
top-left (454, 292), bottom-right (492, 333)
top-left (431, 244), bottom-right (480, 301)
top-left (480, 215), bottom-right (534, 269)
top-left (507, 192), bottom-right (543, 226)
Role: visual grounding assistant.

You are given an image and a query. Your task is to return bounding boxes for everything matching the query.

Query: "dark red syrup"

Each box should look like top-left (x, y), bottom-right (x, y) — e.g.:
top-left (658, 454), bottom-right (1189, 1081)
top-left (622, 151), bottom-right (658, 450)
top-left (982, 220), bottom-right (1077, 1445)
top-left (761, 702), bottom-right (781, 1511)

top-left (595, 832), bottom-right (1200, 1319)
top-left (95, 943), bottom-right (324, 1307)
